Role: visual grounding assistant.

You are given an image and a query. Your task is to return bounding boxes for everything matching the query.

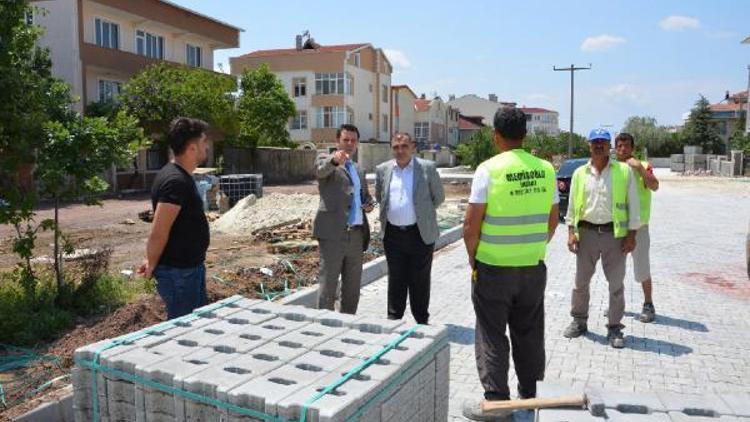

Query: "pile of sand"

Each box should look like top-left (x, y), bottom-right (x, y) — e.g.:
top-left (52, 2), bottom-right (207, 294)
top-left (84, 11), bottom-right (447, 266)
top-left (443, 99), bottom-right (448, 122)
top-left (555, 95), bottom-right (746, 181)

top-left (212, 192), bottom-right (319, 235)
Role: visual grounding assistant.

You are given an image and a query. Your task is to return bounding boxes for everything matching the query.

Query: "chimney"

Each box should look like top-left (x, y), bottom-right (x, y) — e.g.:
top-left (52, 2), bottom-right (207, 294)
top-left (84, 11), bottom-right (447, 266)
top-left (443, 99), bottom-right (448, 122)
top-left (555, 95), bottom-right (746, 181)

top-left (449, 94), bottom-right (455, 101)
top-left (488, 94), bottom-right (498, 102)
top-left (420, 93), bottom-right (426, 100)
top-left (295, 35), bottom-right (303, 51)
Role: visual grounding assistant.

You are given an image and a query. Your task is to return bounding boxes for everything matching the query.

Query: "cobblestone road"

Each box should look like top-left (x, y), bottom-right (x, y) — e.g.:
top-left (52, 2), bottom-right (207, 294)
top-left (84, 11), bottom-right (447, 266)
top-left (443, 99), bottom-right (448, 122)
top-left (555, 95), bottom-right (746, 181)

top-left (356, 173), bottom-right (750, 420)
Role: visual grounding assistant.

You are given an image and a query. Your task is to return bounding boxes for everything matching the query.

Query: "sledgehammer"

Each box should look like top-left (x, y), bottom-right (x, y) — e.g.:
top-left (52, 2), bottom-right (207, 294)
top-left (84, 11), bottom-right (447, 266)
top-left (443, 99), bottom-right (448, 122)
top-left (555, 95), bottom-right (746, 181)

top-left (480, 391), bottom-right (605, 416)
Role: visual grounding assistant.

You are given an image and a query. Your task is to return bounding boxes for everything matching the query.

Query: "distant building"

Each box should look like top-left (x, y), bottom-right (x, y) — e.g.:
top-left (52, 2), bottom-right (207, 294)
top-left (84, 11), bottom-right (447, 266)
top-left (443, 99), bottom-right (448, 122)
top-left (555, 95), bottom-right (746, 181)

top-left (709, 90), bottom-right (747, 146)
top-left (230, 36), bottom-right (392, 148)
top-left (458, 115), bottom-right (485, 143)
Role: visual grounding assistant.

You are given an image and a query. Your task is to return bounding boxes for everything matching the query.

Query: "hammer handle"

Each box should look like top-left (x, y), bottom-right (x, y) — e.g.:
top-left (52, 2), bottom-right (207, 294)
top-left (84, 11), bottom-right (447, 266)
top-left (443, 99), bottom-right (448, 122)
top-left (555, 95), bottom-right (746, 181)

top-left (482, 395), bottom-right (586, 411)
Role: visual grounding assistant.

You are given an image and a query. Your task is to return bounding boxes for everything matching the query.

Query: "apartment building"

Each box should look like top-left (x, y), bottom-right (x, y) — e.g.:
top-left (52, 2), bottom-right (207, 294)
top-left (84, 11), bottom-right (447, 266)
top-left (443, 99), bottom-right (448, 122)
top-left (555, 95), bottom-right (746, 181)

top-left (413, 96), bottom-right (460, 148)
top-left (32, 0), bottom-right (241, 110)
top-left (230, 37), bottom-right (393, 148)
top-left (30, 0), bottom-right (241, 190)
top-left (520, 107), bottom-right (560, 135)
top-left (391, 85), bottom-right (418, 138)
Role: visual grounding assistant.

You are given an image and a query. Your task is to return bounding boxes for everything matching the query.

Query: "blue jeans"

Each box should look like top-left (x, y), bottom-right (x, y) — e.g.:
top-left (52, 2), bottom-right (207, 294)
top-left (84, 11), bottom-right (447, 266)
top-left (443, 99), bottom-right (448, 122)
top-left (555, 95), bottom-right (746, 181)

top-left (153, 264), bottom-right (207, 320)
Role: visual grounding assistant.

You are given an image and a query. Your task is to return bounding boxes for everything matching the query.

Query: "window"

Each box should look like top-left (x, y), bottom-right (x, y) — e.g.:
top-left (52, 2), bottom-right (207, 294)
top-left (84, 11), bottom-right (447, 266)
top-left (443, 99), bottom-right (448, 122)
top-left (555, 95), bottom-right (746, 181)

top-left (291, 110), bottom-right (307, 130)
top-left (382, 114), bottom-right (388, 133)
top-left (315, 73), bottom-right (353, 95)
top-left (353, 52), bottom-right (361, 67)
top-left (95, 18), bottom-right (119, 49)
top-left (368, 113), bottom-right (373, 121)
top-left (25, 11), bottom-right (33, 25)
top-left (186, 44), bottom-right (202, 68)
top-left (369, 84), bottom-right (373, 92)
top-left (382, 85), bottom-right (388, 103)
top-left (317, 107), bottom-right (352, 128)
top-left (136, 30), bottom-right (164, 59)
top-left (98, 79), bottom-right (121, 103)
top-left (414, 122), bottom-right (429, 143)
top-left (293, 78), bottom-right (307, 97)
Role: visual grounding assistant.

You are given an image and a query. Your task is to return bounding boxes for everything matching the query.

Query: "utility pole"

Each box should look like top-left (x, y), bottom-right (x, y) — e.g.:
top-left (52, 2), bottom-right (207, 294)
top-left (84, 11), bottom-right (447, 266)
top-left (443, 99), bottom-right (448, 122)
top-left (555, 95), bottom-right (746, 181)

top-left (745, 65), bottom-right (750, 135)
top-left (554, 64), bottom-right (591, 157)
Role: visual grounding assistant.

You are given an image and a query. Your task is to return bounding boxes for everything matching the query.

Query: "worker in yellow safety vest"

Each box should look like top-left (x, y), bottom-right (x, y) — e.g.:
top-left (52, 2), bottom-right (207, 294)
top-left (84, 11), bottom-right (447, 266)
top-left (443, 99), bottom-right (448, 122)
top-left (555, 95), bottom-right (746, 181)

top-left (615, 132), bottom-right (659, 323)
top-left (462, 107), bottom-right (559, 420)
top-left (563, 128), bottom-right (640, 349)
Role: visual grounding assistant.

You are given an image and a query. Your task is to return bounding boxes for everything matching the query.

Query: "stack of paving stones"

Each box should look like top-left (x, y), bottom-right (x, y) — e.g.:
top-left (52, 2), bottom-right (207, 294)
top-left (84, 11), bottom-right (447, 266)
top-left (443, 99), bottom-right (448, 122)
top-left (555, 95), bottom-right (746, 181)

top-left (71, 295), bottom-right (449, 422)
top-left (535, 381), bottom-right (750, 422)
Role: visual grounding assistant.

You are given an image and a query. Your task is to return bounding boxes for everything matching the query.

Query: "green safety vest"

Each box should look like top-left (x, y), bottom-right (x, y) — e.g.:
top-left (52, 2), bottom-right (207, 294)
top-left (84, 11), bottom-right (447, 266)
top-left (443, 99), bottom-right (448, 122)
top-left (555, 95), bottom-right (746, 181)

top-left (475, 149), bottom-right (555, 267)
top-left (572, 161), bottom-right (631, 238)
top-left (636, 161), bottom-right (652, 225)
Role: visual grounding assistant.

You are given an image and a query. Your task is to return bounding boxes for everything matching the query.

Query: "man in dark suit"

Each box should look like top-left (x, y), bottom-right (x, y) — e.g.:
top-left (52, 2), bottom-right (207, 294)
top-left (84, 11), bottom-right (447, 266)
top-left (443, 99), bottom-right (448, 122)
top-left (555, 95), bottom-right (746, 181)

top-left (313, 124), bottom-right (374, 314)
top-left (375, 132), bottom-right (445, 324)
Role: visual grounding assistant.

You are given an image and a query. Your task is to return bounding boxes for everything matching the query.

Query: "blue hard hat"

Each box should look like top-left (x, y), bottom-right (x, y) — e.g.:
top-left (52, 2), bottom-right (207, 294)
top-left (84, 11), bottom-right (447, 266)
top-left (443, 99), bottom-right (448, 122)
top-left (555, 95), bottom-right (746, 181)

top-left (587, 128), bottom-right (611, 142)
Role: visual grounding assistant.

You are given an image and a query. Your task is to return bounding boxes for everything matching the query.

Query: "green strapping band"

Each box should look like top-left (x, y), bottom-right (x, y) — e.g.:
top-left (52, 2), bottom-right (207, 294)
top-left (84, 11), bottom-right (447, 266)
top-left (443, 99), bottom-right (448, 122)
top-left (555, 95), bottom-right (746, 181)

top-left (88, 296), bottom-right (244, 422)
top-left (298, 325), bottom-right (420, 422)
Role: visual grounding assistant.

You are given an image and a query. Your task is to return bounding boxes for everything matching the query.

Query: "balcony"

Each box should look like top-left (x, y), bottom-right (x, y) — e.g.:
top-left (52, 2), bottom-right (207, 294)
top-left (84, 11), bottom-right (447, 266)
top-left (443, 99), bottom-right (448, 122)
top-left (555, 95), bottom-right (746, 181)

top-left (81, 42), bottom-right (163, 76)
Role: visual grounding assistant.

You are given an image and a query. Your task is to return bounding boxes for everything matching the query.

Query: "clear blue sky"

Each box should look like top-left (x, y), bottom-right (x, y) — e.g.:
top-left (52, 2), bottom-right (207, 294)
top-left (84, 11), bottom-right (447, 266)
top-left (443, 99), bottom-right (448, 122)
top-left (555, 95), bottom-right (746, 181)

top-left (174, 0), bottom-right (750, 134)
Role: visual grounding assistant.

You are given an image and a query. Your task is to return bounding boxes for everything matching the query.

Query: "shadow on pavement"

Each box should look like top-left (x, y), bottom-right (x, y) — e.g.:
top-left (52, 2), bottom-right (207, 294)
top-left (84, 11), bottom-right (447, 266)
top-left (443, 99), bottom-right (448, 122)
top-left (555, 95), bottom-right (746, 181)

top-left (583, 331), bottom-right (694, 356)
top-left (624, 311), bottom-right (709, 332)
top-left (446, 323), bottom-right (475, 345)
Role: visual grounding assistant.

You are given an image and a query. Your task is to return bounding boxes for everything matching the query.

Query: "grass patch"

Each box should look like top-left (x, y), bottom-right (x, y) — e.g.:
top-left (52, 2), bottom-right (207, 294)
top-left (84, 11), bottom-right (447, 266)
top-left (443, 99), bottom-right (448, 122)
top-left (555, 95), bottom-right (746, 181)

top-left (0, 271), bottom-right (155, 346)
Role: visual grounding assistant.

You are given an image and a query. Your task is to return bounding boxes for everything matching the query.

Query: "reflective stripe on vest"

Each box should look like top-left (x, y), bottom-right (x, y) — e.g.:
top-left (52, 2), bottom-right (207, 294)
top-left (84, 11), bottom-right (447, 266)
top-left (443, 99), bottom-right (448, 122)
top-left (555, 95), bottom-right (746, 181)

top-left (475, 150), bottom-right (555, 267)
top-left (572, 161), bottom-right (630, 238)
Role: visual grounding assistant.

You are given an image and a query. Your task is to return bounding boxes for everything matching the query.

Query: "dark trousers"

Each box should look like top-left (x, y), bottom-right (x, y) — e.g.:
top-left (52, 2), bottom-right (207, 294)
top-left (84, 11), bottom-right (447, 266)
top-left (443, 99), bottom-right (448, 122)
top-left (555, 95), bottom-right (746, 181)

top-left (153, 264), bottom-right (207, 320)
top-left (472, 260), bottom-right (547, 400)
top-left (384, 223), bottom-right (434, 324)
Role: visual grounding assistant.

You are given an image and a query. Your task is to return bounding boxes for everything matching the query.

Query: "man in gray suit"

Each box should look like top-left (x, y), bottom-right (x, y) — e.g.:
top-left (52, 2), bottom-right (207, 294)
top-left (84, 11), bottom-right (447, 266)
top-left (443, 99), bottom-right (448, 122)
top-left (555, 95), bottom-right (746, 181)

top-left (313, 124), bottom-right (374, 314)
top-left (375, 132), bottom-right (445, 324)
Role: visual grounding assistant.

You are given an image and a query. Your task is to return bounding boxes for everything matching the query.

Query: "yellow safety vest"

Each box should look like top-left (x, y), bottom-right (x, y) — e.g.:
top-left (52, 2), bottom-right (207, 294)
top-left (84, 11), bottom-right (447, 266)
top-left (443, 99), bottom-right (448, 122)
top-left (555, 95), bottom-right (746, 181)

top-left (475, 149), bottom-right (555, 267)
top-left (572, 161), bottom-right (630, 238)
top-left (636, 161), bottom-right (652, 225)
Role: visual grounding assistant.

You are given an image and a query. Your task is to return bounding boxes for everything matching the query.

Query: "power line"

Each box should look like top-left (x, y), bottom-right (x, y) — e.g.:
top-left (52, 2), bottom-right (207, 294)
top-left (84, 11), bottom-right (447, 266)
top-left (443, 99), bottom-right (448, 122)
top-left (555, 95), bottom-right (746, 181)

top-left (554, 64), bottom-right (592, 156)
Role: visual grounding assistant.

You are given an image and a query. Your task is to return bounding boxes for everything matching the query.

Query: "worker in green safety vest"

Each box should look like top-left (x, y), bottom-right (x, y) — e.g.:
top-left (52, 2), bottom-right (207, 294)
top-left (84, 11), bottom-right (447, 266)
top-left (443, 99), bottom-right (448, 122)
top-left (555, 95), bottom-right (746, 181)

top-left (615, 132), bottom-right (660, 323)
top-left (462, 107), bottom-right (559, 419)
top-left (563, 128), bottom-right (641, 349)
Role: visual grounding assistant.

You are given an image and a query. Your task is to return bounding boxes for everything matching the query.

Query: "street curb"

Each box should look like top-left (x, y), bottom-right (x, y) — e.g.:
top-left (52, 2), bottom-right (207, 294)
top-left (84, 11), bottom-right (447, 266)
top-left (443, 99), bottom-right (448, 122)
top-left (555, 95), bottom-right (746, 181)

top-left (280, 224), bottom-right (464, 308)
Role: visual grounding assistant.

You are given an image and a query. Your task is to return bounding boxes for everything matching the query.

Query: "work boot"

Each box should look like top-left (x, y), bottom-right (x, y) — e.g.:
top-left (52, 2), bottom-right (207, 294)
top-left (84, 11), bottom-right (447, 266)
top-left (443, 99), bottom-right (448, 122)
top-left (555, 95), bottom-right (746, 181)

top-left (462, 398), bottom-right (513, 421)
top-left (640, 302), bottom-right (656, 323)
top-left (607, 326), bottom-right (625, 349)
top-left (563, 320), bottom-right (587, 338)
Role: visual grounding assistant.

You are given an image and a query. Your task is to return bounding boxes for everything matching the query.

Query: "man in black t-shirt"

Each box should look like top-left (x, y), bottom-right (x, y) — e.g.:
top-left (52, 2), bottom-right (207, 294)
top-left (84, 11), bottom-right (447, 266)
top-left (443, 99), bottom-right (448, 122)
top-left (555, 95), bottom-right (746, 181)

top-left (138, 117), bottom-right (210, 319)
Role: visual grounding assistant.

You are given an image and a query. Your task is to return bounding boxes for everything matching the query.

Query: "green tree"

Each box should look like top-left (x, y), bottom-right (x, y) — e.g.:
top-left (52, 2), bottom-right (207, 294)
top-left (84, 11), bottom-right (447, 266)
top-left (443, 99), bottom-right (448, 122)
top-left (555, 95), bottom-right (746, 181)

top-left (456, 128), bottom-right (497, 168)
top-left (621, 116), bottom-right (677, 156)
top-left (728, 114), bottom-right (750, 155)
top-left (120, 63), bottom-right (238, 140)
top-left (37, 111), bottom-right (144, 296)
top-left (682, 95), bottom-right (723, 154)
top-left (236, 64), bottom-right (296, 148)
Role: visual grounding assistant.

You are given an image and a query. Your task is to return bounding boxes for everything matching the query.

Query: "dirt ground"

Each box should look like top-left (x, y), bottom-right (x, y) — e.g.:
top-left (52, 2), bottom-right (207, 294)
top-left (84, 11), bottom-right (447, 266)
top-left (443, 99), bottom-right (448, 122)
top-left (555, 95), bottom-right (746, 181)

top-left (0, 182), bottom-right (470, 420)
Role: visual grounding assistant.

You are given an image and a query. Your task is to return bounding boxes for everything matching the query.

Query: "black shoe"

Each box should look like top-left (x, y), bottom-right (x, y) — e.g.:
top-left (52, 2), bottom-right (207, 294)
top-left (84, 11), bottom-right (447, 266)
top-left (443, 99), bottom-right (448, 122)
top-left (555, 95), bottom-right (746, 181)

top-left (563, 320), bottom-right (587, 338)
top-left (607, 327), bottom-right (625, 349)
top-left (640, 303), bottom-right (655, 323)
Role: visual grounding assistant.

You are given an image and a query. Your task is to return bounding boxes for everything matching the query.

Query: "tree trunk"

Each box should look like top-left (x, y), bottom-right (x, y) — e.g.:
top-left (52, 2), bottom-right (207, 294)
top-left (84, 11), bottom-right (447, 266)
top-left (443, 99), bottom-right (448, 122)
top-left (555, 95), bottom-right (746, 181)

top-left (54, 195), bottom-right (63, 294)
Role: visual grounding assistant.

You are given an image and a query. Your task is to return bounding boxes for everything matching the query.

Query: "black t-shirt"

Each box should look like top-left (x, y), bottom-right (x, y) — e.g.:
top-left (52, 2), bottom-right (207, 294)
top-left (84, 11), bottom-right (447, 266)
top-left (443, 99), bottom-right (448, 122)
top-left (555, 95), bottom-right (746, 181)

top-left (151, 163), bottom-right (210, 268)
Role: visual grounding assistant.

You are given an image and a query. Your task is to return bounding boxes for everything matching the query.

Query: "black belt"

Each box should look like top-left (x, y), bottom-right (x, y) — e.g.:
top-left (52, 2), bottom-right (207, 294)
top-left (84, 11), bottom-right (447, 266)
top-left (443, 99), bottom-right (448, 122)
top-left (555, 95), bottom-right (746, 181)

top-left (346, 224), bottom-right (363, 231)
top-left (387, 222), bottom-right (418, 231)
top-left (578, 221), bottom-right (614, 233)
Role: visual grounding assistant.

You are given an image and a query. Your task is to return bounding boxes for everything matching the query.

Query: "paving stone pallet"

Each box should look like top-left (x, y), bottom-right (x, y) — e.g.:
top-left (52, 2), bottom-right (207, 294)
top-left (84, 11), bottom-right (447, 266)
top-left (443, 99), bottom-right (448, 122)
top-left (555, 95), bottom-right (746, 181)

top-left (72, 295), bottom-right (450, 422)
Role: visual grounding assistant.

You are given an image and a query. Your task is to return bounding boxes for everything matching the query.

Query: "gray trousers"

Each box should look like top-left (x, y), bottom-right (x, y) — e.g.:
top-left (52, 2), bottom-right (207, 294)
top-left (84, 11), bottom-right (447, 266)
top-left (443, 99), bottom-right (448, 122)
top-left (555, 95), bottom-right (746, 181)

top-left (571, 227), bottom-right (626, 329)
top-left (317, 227), bottom-right (364, 314)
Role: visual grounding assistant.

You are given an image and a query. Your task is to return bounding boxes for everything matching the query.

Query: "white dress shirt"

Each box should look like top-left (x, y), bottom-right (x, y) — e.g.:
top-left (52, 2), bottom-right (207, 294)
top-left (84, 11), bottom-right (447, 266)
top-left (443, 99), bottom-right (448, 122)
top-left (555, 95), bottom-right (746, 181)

top-left (565, 159), bottom-right (641, 230)
top-left (387, 158), bottom-right (418, 226)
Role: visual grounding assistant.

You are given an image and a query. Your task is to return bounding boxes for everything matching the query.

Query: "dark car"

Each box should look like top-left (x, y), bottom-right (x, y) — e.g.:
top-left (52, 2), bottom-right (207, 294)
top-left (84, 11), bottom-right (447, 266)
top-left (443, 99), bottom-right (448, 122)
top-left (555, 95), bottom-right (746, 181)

top-left (556, 158), bottom-right (588, 221)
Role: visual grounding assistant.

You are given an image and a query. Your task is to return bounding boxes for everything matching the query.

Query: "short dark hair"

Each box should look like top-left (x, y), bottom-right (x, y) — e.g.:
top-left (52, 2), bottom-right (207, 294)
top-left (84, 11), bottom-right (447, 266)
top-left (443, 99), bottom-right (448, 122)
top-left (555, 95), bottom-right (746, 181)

top-left (336, 124), bottom-right (360, 140)
top-left (615, 132), bottom-right (635, 148)
top-left (167, 117), bottom-right (209, 156)
top-left (493, 107), bottom-right (527, 142)
top-left (391, 132), bottom-right (414, 143)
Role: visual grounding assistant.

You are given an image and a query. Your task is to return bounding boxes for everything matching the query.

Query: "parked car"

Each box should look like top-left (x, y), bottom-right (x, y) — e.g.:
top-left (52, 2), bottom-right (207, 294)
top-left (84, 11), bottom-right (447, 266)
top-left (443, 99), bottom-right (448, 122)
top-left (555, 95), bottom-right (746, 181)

top-left (556, 158), bottom-right (588, 221)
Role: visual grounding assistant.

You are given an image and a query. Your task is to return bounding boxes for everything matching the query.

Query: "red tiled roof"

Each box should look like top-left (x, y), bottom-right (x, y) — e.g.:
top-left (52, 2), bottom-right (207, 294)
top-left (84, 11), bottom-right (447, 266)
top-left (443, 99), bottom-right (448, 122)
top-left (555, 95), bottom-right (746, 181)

top-left (236, 43), bottom-right (369, 59)
top-left (459, 115), bottom-right (485, 130)
top-left (520, 107), bottom-right (555, 114)
top-left (415, 99), bottom-right (431, 112)
top-left (710, 103), bottom-right (743, 112)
